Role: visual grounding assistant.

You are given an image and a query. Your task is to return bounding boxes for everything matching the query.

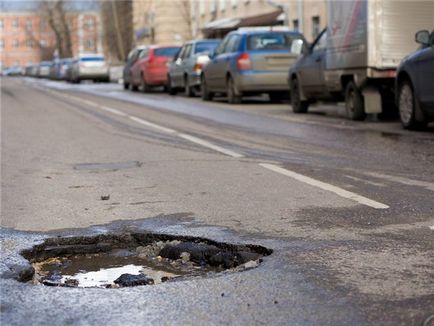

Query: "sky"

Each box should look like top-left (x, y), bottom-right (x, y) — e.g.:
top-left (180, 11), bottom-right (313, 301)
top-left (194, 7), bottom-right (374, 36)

top-left (0, 0), bottom-right (100, 12)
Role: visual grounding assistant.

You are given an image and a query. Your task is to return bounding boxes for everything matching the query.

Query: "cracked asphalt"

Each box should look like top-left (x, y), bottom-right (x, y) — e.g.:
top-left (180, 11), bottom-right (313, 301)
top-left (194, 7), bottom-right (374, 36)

top-left (1, 77), bottom-right (433, 325)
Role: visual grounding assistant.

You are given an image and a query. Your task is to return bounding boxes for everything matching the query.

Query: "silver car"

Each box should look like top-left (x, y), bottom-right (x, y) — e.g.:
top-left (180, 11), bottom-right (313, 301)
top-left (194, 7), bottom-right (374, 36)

top-left (70, 54), bottom-right (110, 83)
top-left (38, 61), bottom-right (52, 78)
top-left (167, 39), bottom-right (220, 96)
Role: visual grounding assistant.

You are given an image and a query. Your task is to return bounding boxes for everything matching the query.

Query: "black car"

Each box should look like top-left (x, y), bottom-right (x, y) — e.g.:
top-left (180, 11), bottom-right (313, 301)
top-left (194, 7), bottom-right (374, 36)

top-left (396, 30), bottom-right (434, 129)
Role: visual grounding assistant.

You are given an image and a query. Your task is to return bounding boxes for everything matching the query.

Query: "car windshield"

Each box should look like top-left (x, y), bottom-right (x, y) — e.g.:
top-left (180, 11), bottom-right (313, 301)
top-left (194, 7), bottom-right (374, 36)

top-left (154, 47), bottom-right (180, 57)
top-left (80, 57), bottom-right (105, 62)
top-left (247, 33), bottom-right (304, 54)
top-left (194, 41), bottom-right (219, 54)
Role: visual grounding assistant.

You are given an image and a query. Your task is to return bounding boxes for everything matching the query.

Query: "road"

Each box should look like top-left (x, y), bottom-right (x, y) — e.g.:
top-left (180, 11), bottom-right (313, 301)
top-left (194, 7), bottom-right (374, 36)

top-left (1, 77), bottom-right (433, 325)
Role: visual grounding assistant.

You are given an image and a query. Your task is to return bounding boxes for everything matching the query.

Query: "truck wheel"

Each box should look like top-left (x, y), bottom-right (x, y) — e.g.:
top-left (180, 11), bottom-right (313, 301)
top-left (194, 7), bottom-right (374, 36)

top-left (291, 78), bottom-right (309, 113)
top-left (227, 76), bottom-right (242, 104)
top-left (345, 81), bottom-right (366, 121)
top-left (201, 75), bottom-right (213, 101)
top-left (398, 80), bottom-right (427, 130)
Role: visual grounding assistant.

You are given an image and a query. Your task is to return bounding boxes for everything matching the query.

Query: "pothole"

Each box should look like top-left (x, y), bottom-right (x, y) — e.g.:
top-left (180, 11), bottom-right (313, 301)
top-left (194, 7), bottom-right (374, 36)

top-left (16, 232), bottom-right (272, 288)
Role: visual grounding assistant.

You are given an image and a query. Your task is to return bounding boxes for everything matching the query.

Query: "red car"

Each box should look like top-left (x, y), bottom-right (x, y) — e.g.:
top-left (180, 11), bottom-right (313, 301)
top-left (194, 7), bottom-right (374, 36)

top-left (129, 45), bottom-right (180, 92)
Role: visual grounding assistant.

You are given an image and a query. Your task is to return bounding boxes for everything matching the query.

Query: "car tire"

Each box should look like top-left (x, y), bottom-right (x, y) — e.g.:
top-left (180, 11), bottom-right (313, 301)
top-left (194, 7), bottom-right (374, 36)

top-left (398, 80), bottom-right (427, 130)
top-left (123, 82), bottom-right (129, 90)
top-left (167, 76), bottom-right (177, 95)
top-left (184, 75), bottom-right (193, 97)
top-left (345, 81), bottom-right (366, 121)
top-left (141, 76), bottom-right (151, 93)
top-left (227, 76), bottom-right (242, 104)
top-left (130, 83), bottom-right (138, 92)
top-left (201, 75), bottom-right (213, 101)
top-left (291, 78), bottom-right (309, 113)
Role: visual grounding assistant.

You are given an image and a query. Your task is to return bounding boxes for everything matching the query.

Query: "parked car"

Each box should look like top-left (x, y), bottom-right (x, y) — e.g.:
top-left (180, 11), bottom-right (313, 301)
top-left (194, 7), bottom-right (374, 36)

top-left (58, 58), bottom-right (73, 80)
top-left (2, 66), bottom-right (22, 76)
top-left (396, 30), bottom-right (434, 129)
top-left (49, 59), bottom-right (61, 79)
top-left (38, 61), bottom-right (52, 78)
top-left (123, 46), bottom-right (148, 90)
top-left (167, 39), bottom-right (220, 96)
top-left (69, 54), bottom-right (110, 83)
top-left (129, 45), bottom-right (180, 92)
top-left (201, 27), bottom-right (304, 104)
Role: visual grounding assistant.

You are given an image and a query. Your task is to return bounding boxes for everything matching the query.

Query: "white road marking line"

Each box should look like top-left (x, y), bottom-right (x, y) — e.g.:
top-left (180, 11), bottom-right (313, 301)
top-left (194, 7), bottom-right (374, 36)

top-left (259, 163), bottom-right (389, 209)
top-left (178, 133), bottom-right (244, 158)
top-left (344, 175), bottom-right (386, 188)
top-left (128, 116), bottom-right (177, 134)
top-left (45, 88), bottom-right (244, 158)
top-left (362, 172), bottom-right (434, 192)
top-left (429, 225), bottom-right (434, 231)
top-left (98, 105), bottom-right (127, 116)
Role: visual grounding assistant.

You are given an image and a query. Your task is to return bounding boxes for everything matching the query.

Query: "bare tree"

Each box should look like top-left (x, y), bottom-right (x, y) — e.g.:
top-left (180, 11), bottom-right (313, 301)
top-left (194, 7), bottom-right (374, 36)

top-left (100, 0), bottom-right (133, 63)
top-left (39, 0), bottom-right (73, 58)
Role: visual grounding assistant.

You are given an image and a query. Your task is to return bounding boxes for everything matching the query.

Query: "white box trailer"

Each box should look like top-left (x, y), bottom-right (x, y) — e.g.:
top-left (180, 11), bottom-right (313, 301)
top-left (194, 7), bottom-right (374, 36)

top-left (323, 0), bottom-right (434, 114)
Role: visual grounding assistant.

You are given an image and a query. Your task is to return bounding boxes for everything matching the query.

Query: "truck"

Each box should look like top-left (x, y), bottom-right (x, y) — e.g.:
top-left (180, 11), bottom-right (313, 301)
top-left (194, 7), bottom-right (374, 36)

top-left (288, 0), bottom-right (434, 120)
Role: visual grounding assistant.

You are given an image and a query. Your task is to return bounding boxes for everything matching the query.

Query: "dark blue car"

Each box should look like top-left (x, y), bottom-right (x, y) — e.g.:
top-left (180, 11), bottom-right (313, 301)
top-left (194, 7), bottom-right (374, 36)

top-left (396, 29), bottom-right (434, 129)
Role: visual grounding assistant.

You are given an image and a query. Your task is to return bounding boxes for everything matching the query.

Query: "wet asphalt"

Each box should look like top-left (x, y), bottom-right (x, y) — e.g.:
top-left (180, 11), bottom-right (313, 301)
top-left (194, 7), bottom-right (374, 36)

top-left (1, 77), bottom-right (433, 325)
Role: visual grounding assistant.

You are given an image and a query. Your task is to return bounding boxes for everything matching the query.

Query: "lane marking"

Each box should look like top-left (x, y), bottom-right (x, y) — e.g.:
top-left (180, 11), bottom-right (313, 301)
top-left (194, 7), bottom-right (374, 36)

top-left (128, 116), bottom-right (177, 134)
top-left (178, 133), bottom-right (244, 158)
top-left (429, 226), bottom-right (434, 231)
top-left (33, 86), bottom-right (244, 158)
top-left (259, 163), bottom-right (389, 209)
top-left (362, 172), bottom-right (434, 192)
top-left (98, 105), bottom-right (127, 116)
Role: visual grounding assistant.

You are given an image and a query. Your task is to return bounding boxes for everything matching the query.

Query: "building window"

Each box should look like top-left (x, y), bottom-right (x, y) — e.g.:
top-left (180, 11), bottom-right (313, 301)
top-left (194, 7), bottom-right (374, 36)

top-left (210, 0), bottom-right (217, 13)
top-left (12, 18), bottom-right (19, 29)
top-left (219, 0), bottom-right (226, 11)
top-left (199, 0), bottom-right (205, 15)
top-left (40, 39), bottom-right (47, 47)
top-left (26, 19), bottom-right (32, 30)
top-left (40, 20), bottom-right (48, 32)
top-left (0, 19), bottom-right (4, 29)
top-left (244, 0), bottom-right (250, 4)
top-left (12, 40), bottom-right (19, 48)
top-left (293, 19), bottom-right (299, 32)
top-left (84, 18), bottom-right (95, 30)
top-left (231, 0), bottom-right (238, 8)
top-left (0, 40), bottom-right (4, 49)
top-left (312, 16), bottom-right (320, 39)
top-left (84, 39), bottom-right (95, 49)
top-left (26, 40), bottom-right (34, 48)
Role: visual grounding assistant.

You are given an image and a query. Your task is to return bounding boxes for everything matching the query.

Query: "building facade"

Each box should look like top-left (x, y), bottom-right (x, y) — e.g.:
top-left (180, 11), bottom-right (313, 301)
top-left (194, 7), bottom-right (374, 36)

top-left (133, 0), bottom-right (192, 46)
top-left (132, 0), bottom-right (326, 47)
top-left (0, 8), bottom-right (102, 69)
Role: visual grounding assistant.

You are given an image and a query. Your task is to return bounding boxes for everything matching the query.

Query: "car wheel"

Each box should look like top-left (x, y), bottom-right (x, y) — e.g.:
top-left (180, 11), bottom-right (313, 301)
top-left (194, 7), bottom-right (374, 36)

top-left (130, 82), bottom-right (138, 92)
top-left (345, 81), bottom-right (366, 121)
top-left (201, 75), bottom-right (213, 101)
top-left (398, 80), bottom-right (427, 130)
top-left (141, 76), bottom-right (151, 93)
top-left (227, 76), bottom-right (242, 104)
top-left (291, 78), bottom-right (309, 113)
top-left (184, 75), bottom-right (193, 97)
top-left (123, 82), bottom-right (129, 90)
top-left (167, 76), bottom-right (177, 95)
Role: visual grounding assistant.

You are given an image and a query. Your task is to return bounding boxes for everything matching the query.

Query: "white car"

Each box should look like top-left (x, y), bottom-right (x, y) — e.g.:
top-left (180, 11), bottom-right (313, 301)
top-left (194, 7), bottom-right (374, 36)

top-left (70, 54), bottom-right (110, 83)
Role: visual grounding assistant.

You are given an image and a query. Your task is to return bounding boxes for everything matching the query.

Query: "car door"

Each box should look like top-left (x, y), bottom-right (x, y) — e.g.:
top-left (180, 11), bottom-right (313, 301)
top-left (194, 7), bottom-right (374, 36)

top-left (297, 30), bottom-right (328, 98)
top-left (171, 45), bottom-right (186, 87)
top-left (206, 35), bottom-right (231, 91)
top-left (180, 44), bottom-right (193, 87)
top-left (414, 32), bottom-right (434, 108)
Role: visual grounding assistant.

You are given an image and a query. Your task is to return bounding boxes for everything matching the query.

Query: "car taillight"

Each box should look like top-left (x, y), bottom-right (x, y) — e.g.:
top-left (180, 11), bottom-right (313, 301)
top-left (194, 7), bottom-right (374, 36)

top-left (236, 53), bottom-right (251, 71)
top-left (194, 62), bottom-right (203, 73)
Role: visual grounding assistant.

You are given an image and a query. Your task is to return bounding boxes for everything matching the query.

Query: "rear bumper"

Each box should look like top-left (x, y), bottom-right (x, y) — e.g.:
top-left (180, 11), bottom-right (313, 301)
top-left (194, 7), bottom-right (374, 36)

top-left (235, 71), bottom-right (289, 92)
top-left (145, 70), bottom-right (168, 86)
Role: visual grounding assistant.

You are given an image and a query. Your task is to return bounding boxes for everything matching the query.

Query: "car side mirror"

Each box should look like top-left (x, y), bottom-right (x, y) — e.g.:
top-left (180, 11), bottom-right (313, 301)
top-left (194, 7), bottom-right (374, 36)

top-left (415, 30), bottom-right (430, 46)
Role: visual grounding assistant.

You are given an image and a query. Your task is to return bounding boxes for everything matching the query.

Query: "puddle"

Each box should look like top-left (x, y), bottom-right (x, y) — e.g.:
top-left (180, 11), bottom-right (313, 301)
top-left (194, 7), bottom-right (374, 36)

top-left (18, 232), bottom-right (272, 288)
top-left (73, 161), bottom-right (142, 171)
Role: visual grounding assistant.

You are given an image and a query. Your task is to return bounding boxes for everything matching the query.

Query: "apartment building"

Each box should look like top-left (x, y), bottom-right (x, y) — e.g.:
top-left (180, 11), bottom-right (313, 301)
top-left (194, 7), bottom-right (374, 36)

top-left (133, 0), bottom-right (326, 47)
top-left (195, 0), bottom-right (326, 41)
top-left (133, 0), bottom-right (192, 45)
top-left (0, 3), bottom-right (101, 69)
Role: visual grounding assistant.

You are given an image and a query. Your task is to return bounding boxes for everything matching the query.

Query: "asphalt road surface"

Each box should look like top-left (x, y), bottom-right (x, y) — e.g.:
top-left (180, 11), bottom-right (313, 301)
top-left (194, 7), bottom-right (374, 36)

top-left (1, 77), bottom-right (433, 325)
